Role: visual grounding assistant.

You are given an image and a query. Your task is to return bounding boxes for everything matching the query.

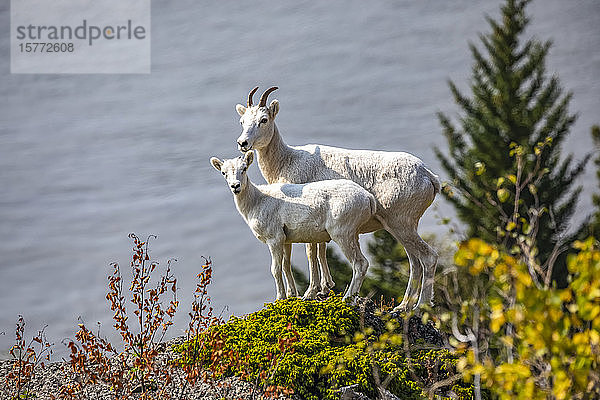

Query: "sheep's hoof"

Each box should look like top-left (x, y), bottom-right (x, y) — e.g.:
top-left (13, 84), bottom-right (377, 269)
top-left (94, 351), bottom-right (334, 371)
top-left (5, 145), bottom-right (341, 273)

top-left (316, 292), bottom-right (329, 301)
top-left (342, 294), bottom-right (358, 305)
top-left (318, 286), bottom-right (331, 296)
top-left (415, 298), bottom-right (435, 310)
top-left (392, 303), bottom-right (409, 314)
top-left (302, 289), bottom-right (318, 300)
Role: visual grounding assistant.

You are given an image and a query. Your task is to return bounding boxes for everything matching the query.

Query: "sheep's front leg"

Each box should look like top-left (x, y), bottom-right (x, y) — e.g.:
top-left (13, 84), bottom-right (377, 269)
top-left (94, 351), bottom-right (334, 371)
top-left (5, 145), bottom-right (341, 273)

top-left (302, 243), bottom-right (320, 300)
top-left (283, 243), bottom-right (298, 298)
top-left (267, 241), bottom-right (286, 301)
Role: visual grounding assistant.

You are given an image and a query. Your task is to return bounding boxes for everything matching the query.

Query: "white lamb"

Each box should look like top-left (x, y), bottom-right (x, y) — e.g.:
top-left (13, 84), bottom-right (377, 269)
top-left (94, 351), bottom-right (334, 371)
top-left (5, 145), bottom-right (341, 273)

top-left (235, 87), bottom-right (440, 311)
top-left (210, 151), bottom-right (376, 302)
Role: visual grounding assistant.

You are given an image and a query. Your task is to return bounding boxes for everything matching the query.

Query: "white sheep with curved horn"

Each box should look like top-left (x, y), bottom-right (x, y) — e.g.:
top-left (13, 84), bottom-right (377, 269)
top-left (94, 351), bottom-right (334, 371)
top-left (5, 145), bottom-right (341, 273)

top-left (210, 151), bottom-right (376, 302)
top-left (235, 87), bottom-right (440, 311)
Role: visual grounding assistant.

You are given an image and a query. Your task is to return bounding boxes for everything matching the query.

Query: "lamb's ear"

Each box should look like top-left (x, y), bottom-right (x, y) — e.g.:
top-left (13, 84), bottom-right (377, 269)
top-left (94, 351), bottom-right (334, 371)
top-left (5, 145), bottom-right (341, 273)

top-left (268, 99), bottom-right (279, 118)
top-left (244, 151), bottom-right (254, 166)
top-left (236, 104), bottom-right (246, 116)
top-left (210, 157), bottom-right (223, 171)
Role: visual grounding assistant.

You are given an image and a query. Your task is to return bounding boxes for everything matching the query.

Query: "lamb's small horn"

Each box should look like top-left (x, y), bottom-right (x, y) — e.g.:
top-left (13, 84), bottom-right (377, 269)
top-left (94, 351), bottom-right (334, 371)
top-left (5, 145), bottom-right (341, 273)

top-left (258, 86), bottom-right (278, 108)
top-left (247, 86), bottom-right (259, 107)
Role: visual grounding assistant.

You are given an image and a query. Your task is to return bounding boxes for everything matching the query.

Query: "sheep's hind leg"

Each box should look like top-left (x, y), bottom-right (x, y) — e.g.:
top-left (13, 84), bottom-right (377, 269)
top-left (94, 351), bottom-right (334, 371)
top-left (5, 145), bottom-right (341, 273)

top-left (401, 231), bottom-right (437, 309)
top-left (416, 240), bottom-right (438, 307)
top-left (302, 243), bottom-right (320, 300)
top-left (282, 243), bottom-right (298, 298)
top-left (389, 227), bottom-right (436, 312)
top-left (317, 242), bottom-right (335, 296)
top-left (378, 219), bottom-right (425, 312)
top-left (396, 250), bottom-right (423, 311)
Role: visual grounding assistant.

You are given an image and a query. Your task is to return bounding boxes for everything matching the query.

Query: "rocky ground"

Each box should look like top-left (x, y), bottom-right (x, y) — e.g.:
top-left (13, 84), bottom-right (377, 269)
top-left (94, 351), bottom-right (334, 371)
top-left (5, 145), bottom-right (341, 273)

top-left (0, 335), bottom-right (289, 400)
top-left (0, 300), bottom-right (446, 400)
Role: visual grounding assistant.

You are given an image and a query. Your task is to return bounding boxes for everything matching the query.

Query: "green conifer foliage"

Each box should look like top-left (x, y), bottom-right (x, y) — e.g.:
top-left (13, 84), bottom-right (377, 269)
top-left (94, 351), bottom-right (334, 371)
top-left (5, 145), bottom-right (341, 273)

top-left (435, 0), bottom-right (588, 283)
top-left (589, 125), bottom-right (600, 236)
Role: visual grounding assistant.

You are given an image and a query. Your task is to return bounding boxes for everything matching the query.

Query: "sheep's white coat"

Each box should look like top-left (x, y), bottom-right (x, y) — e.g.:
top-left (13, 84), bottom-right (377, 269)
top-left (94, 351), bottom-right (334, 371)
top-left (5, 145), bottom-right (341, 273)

top-left (235, 94), bottom-right (440, 310)
top-left (211, 152), bottom-right (376, 301)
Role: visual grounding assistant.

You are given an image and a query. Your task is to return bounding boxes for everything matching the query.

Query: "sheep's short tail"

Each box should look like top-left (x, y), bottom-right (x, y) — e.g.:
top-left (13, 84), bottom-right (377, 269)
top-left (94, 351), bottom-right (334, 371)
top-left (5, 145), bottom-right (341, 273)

top-left (423, 166), bottom-right (441, 195)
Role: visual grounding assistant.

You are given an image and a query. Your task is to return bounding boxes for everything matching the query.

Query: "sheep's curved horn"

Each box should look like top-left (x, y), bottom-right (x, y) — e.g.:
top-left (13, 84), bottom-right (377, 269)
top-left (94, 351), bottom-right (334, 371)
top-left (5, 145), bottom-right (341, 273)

top-left (247, 86), bottom-right (259, 107)
top-left (259, 86), bottom-right (278, 108)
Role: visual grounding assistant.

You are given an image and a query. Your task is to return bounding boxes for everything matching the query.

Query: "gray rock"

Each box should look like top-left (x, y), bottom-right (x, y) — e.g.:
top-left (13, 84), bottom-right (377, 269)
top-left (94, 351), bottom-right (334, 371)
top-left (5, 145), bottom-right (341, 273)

top-left (377, 387), bottom-right (402, 400)
top-left (338, 384), bottom-right (371, 400)
top-left (0, 336), bottom-right (294, 400)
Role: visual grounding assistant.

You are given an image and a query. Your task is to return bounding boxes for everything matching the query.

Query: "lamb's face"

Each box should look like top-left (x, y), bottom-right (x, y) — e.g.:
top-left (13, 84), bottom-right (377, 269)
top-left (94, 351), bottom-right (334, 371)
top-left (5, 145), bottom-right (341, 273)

top-left (221, 158), bottom-right (248, 194)
top-left (210, 151), bottom-right (254, 195)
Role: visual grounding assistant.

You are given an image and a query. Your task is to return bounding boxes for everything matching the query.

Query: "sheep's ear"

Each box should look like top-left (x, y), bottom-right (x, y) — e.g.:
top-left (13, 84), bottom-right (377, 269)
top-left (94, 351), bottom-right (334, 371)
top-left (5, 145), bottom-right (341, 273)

top-left (268, 99), bottom-right (279, 118)
top-left (210, 157), bottom-right (223, 171)
top-left (244, 151), bottom-right (254, 166)
top-left (236, 104), bottom-right (246, 116)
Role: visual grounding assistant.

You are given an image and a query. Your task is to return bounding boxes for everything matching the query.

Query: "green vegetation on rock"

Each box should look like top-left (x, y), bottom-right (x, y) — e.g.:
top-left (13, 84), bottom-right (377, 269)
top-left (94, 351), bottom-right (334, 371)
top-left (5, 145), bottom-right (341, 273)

top-left (178, 295), bottom-right (475, 400)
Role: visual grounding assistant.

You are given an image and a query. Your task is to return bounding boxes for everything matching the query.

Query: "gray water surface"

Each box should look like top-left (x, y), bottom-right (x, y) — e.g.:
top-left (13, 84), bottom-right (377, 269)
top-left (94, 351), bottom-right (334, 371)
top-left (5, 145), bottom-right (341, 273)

top-left (1, 1), bottom-right (598, 357)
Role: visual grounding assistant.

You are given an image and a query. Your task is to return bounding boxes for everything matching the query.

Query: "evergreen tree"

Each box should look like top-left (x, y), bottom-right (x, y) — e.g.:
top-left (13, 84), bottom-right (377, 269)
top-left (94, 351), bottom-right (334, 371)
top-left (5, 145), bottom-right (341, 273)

top-left (435, 0), bottom-right (588, 284)
top-left (588, 125), bottom-right (600, 236)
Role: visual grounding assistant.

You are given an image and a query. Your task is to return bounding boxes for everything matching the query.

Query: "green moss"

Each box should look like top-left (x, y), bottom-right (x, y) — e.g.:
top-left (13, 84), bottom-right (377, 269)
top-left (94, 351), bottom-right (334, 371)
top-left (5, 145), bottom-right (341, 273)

top-left (177, 296), bottom-right (474, 400)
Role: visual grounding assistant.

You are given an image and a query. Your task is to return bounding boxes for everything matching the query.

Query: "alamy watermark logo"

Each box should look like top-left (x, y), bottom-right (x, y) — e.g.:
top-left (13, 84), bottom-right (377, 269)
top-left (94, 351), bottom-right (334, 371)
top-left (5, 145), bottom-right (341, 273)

top-left (11, 0), bottom-right (151, 74)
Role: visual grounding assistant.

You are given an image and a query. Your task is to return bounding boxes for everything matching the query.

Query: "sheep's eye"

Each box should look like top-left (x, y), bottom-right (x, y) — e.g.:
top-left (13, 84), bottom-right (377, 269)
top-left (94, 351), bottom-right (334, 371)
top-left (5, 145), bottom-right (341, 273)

top-left (260, 118), bottom-right (268, 124)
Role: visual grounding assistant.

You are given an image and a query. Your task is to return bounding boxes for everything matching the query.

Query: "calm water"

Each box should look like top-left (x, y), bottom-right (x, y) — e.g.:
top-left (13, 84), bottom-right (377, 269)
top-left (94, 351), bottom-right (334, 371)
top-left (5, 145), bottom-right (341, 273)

top-left (1, 0), bottom-right (598, 357)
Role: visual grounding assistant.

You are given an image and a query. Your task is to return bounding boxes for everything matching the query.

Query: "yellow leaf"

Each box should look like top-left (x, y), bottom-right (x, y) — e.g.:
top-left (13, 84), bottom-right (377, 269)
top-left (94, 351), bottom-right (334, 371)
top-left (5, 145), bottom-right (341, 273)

top-left (497, 188), bottom-right (510, 203)
top-left (475, 161), bottom-right (486, 175)
top-left (528, 183), bottom-right (537, 195)
top-left (471, 364), bottom-right (485, 375)
top-left (456, 357), bottom-right (468, 371)
top-left (491, 313), bottom-right (506, 333)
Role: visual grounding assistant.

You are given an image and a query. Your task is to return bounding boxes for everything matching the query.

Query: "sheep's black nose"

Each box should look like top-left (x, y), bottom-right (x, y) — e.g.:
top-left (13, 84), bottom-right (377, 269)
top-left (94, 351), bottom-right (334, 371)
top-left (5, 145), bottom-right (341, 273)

top-left (231, 183), bottom-right (240, 189)
top-left (238, 140), bottom-right (248, 148)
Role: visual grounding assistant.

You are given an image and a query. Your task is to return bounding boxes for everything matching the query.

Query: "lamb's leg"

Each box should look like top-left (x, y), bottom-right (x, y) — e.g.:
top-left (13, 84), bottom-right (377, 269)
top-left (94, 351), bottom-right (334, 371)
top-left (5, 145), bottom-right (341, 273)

top-left (317, 242), bottom-right (335, 295)
top-left (267, 241), bottom-right (286, 301)
top-left (302, 243), bottom-right (320, 300)
top-left (282, 243), bottom-right (298, 298)
top-left (334, 235), bottom-right (369, 302)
